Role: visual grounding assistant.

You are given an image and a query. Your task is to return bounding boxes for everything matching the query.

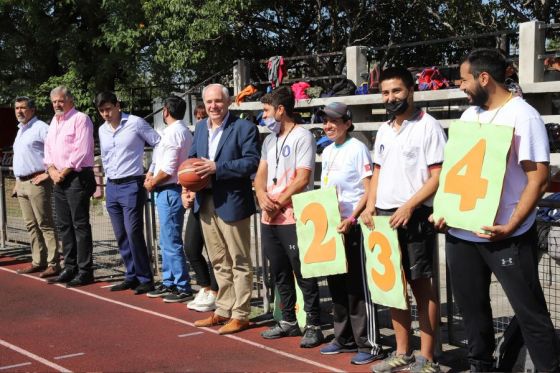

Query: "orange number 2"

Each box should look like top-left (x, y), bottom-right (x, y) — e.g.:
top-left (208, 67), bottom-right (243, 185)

top-left (301, 202), bottom-right (336, 264)
top-left (367, 231), bottom-right (395, 292)
top-left (444, 139), bottom-right (488, 211)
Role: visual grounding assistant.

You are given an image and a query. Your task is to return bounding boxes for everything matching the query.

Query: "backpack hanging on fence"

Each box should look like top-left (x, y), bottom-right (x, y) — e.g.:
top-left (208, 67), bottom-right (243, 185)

top-left (291, 82), bottom-right (311, 100)
top-left (494, 316), bottom-right (535, 372)
top-left (417, 67), bottom-right (449, 91)
top-left (355, 82), bottom-right (369, 95)
top-left (235, 84), bottom-right (257, 105)
top-left (329, 78), bottom-right (357, 97)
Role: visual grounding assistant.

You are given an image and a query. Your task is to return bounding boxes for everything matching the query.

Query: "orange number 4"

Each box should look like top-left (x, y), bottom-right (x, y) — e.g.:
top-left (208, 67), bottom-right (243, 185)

top-left (444, 139), bottom-right (488, 211)
top-left (367, 231), bottom-right (396, 292)
top-left (301, 202), bottom-right (336, 264)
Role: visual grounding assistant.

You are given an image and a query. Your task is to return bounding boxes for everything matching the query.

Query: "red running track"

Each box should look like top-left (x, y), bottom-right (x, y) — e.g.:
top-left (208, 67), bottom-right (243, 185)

top-left (0, 257), bottom-right (378, 372)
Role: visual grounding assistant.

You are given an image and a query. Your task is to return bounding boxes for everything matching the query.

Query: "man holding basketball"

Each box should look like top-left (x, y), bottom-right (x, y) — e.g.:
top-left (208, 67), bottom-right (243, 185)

top-left (188, 83), bottom-right (260, 335)
top-left (96, 92), bottom-right (160, 295)
top-left (144, 95), bottom-right (194, 303)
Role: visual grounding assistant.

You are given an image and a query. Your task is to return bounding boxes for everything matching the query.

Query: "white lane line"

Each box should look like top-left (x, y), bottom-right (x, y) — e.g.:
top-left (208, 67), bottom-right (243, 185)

top-left (0, 267), bottom-right (344, 373)
top-left (54, 353), bottom-right (85, 360)
top-left (0, 339), bottom-right (71, 373)
top-left (0, 362), bottom-right (32, 370)
top-left (177, 332), bottom-right (204, 338)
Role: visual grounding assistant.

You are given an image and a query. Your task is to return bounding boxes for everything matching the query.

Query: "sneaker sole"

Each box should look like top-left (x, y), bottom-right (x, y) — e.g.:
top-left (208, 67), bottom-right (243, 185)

top-left (261, 331), bottom-right (301, 340)
top-left (189, 304), bottom-right (217, 312)
top-left (320, 348), bottom-right (358, 355)
top-left (146, 292), bottom-right (171, 298)
top-left (163, 297), bottom-right (193, 303)
top-left (352, 353), bottom-right (386, 365)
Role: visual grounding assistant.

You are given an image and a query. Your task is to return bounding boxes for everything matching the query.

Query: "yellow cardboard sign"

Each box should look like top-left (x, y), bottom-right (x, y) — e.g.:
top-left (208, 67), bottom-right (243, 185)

top-left (293, 187), bottom-right (347, 278)
top-left (433, 120), bottom-right (513, 232)
top-left (360, 216), bottom-right (407, 310)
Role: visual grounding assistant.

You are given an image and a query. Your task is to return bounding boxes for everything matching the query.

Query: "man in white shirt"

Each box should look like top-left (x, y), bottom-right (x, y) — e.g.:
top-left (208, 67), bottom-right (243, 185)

top-left (435, 48), bottom-right (559, 372)
top-left (144, 95), bottom-right (193, 303)
top-left (363, 67), bottom-right (446, 373)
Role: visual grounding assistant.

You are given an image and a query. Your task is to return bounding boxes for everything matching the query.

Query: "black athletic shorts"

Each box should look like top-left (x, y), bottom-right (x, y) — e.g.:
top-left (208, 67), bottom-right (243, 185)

top-left (376, 205), bottom-right (436, 282)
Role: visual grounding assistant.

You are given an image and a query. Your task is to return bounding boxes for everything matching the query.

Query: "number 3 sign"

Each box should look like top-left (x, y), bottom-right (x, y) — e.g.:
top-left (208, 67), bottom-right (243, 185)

top-left (292, 187), bottom-right (347, 278)
top-left (433, 121), bottom-right (513, 233)
top-left (360, 217), bottom-right (407, 310)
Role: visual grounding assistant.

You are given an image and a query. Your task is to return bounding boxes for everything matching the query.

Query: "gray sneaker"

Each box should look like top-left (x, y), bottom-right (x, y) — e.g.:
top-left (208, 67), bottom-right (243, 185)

top-left (300, 325), bottom-right (324, 348)
top-left (372, 351), bottom-right (415, 373)
top-left (410, 355), bottom-right (440, 373)
top-left (261, 320), bottom-right (301, 339)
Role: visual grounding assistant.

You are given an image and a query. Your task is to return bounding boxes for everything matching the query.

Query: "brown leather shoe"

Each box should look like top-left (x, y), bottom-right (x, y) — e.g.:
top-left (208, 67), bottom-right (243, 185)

top-left (17, 264), bottom-right (45, 274)
top-left (218, 318), bottom-right (250, 335)
top-left (39, 266), bottom-right (61, 278)
top-left (194, 314), bottom-right (230, 327)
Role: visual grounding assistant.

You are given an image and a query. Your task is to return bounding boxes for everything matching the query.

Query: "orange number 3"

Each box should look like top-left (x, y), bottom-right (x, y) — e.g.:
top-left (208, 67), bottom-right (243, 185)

top-left (367, 231), bottom-right (396, 292)
top-left (444, 139), bottom-right (488, 211)
top-left (301, 202), bottom-right (336, 264)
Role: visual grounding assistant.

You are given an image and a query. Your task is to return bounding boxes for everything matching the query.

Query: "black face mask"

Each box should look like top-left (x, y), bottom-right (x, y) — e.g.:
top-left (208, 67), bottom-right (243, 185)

top-left (384, 99), bottom-right (409, 116)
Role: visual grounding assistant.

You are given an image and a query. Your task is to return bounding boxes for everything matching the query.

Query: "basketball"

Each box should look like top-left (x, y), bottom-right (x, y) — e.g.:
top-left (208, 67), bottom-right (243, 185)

top-left (178, 158), bottom-right (209, 192)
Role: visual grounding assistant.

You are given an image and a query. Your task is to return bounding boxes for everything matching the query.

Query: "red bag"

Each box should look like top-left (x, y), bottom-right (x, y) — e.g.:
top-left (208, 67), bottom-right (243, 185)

top-left (291, 82), bottom-right (311, 100)
top-left (417, 67), bottom-right (449, 91)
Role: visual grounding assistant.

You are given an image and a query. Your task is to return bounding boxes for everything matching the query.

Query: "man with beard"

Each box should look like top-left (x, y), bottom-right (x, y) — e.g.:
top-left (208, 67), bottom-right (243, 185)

top-left (434, 48), bottom-right (559, 372)
top-left (362, 67), bottom-right (446, 373)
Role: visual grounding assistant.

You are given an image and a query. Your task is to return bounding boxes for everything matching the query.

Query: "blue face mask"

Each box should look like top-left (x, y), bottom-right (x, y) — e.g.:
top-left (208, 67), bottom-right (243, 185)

top-left (263, 116), bottom-right (281, 134)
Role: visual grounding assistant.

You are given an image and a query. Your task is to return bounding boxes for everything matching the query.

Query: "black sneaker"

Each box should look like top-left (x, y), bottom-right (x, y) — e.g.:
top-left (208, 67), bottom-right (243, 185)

top-left (261, 320), bottom-right (301, 339)
top-left (300, 325), bottom-right (324, 348)
top-left (147, 283), bottom-right (175, 298)
top-left (134, 282), bottom-right (155, 295)
top-left (162, 288), bottom-right (194, 303)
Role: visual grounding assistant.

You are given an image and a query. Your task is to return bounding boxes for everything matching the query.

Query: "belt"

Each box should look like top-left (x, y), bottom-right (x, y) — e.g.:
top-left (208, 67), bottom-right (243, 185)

top-left (154, 183), bottom-right (180, 192)
top-left (19, 171), bottom-right (44, 182)
top-left (108, 175), bottom-right (144, 185)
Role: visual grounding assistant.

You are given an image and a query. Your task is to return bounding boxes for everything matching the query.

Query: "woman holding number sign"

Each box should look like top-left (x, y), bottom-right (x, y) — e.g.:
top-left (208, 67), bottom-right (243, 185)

top-left (317, 102), bottom-right (385, 366)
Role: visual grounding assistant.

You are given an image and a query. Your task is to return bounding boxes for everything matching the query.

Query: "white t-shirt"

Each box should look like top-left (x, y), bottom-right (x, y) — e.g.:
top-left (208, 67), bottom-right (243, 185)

top-left (150, 120), bottom-right (192, 185)
top-left (261, 126), bottom-right (316, 225)
top-left (449, 96), bottom-right (550, 242)
top-left (374, 110), bottom-right (447, 209)
top-left (320, 137), bottom-right (373, 219)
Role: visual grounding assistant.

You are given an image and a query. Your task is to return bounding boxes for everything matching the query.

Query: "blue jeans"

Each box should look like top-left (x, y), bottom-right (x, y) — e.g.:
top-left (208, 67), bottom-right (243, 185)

top-left (155, 185), bottom-right (191, 291)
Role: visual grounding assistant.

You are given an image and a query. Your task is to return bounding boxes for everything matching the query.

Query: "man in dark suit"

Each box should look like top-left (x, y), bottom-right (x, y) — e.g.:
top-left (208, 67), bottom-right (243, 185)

top-left (188, 83), bottom-right (260, 335)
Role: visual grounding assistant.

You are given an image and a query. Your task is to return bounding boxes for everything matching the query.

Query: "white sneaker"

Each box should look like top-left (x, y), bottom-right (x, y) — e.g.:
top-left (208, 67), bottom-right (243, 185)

top-left (190, 290), bottom-right (217, 312)
top-left (186, 288), bottom-right (207, 310)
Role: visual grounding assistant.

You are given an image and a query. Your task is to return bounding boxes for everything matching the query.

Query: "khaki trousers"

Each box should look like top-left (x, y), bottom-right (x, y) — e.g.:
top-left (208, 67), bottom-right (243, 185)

top-left (199, 194), bottom-right (253, 320)
top-left (16, 179), bottom-right (59, 267)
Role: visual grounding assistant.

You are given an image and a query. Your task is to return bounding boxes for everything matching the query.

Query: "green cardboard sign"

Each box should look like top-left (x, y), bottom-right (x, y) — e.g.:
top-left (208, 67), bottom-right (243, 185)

top-left (293, 187), bottom-right (347, 278)
top-left (433, 120), bottom-right (513, 233)
top-left (272, 276), bottom-right (306, 331)
top-left (360, 216), bottom-right (407, 310)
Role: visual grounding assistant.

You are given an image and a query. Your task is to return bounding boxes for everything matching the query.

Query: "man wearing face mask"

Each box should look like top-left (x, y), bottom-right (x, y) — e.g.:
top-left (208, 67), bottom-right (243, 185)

top-left (434, 49), bottom-right (559, 372)
top-left (361, 67), bottom-right (446, 373)
top-left (254, 86), bottom-right (324, 347)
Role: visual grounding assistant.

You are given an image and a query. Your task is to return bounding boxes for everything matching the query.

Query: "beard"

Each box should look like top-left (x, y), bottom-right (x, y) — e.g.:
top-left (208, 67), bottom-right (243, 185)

top-left (466, 84), bottom-right (489, 108)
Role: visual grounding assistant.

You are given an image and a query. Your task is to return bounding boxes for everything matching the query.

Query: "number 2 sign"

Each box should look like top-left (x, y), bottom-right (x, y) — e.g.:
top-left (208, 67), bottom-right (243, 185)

top-left (292, 187), bottom-right (347, 278)
top-left (360, 217), bottom-right (407, 310)
top-left (433, 120), bottom-right (513, 233)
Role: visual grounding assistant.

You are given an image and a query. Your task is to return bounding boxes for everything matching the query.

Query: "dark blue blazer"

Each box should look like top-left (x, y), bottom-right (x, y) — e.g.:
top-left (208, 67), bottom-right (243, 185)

top-left (189, 113), bottom-right (260, 222)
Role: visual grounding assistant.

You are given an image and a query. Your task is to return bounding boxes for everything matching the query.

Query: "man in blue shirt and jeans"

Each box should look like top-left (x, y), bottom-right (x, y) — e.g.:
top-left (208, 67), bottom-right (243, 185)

top-left (96, 92), bottom-right (160, 295)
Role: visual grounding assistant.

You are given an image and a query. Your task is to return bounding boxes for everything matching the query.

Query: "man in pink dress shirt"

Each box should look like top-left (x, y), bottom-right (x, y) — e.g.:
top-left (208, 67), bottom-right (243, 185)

top-left (44, 86), bottom-right (96, 287)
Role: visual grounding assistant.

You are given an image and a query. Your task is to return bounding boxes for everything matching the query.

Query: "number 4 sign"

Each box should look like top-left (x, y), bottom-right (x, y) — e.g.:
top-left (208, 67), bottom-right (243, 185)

top-left (293, 187), bottom-right (347, 278)
top-left (433, 120), bottom-right (513, 232)
top-left (360, 216), bottom-right (407, 310)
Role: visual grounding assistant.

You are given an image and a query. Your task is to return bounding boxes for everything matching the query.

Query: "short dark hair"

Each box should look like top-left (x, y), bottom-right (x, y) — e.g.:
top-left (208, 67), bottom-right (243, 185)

top-left (261, 86), bottom-right (295, 117)
top-left (95, 91), bottom-right (118, 108)
top-left (14, 96), bottom-right (36, 110)
top-left (164, 95), bottom-right (186, 120)
top-left (379, 66), bottom-right (415, 89)
top-left (194, 104), bottom-right (207, 118)
top-left (462, 48), bottom-right (507, 84)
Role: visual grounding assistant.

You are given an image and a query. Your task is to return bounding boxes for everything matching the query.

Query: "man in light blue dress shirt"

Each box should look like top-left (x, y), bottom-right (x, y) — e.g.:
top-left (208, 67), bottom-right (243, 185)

top-left (96, 92), bottom-right (160, 295)
top-left (12, 96), bottom-right (60, 277)
top-left (144, 95), bottom-right (194, 303)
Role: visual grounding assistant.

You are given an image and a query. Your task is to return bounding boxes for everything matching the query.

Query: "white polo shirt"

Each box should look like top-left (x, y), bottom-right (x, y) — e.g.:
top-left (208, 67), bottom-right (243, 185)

top-left (374, 110), bottom-right (447, 209)
top-left (449, 96), bottom-right (549, 242)
top-left (320, 137), bottom-right (373, 219)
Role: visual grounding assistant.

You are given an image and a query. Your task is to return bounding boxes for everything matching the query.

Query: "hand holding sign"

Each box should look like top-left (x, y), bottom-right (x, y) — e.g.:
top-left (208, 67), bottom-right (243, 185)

top-left (293, 187), bottom-right (346, 278)
top-left (433, 121), bottom-right (513, 233)
top-left (360, 216), bottom-right (407, 310)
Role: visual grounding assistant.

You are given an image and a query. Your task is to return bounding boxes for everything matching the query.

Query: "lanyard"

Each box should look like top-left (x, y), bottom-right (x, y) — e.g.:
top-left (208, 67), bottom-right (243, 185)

top-left (273, 125), bottom-right (295, 185)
